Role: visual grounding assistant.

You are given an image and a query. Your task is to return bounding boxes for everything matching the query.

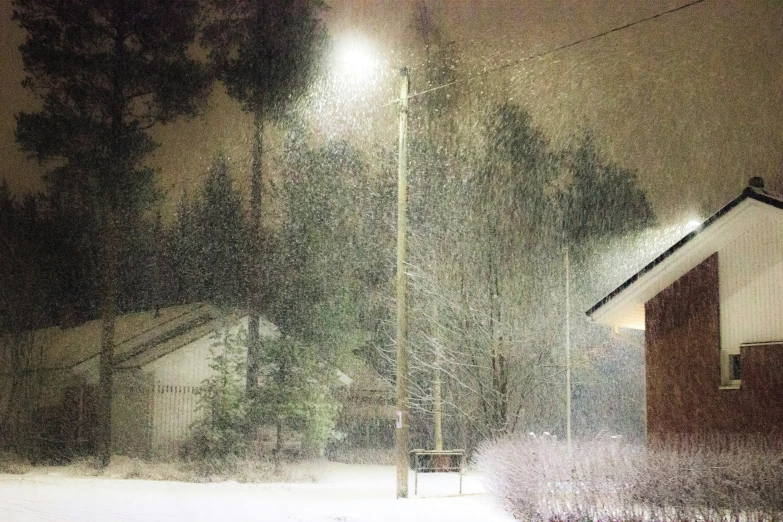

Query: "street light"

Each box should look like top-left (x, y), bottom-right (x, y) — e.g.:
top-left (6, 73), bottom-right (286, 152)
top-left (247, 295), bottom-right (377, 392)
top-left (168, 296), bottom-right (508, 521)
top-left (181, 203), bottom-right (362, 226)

top-left (336, 39), bottom-right (411, 499)
top-left (334, 34), bottom-right (380, 88)
top-left (395, 67), bottom-right (410, 500)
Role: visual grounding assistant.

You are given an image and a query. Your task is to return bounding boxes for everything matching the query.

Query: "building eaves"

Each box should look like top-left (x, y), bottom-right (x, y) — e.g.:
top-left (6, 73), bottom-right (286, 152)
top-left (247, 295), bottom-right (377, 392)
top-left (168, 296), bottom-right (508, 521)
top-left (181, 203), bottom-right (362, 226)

top-left (586, 186), bottom-right (783, 318)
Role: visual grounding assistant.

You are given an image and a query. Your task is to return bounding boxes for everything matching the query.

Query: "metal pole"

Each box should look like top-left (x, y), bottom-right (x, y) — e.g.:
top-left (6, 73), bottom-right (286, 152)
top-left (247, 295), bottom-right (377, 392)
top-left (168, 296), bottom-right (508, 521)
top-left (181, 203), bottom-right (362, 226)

top-left (433, 365), bottom-right (443, 451)
top-left (433, 299), bottom-right (443, 451)
top-left (566, 247), bottom-right (571, 453)
top-left (395, 67), bottom-right (410, 499)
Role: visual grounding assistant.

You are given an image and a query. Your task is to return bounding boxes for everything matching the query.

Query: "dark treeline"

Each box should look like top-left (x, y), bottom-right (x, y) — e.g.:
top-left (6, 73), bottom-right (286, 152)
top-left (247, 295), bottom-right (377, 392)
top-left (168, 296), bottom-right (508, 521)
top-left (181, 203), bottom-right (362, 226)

top-left (1, 180), bottom-right (107, 333)
top-left (0, 175), bottom-right (226, 334)
top-left (2, 0), bottom-right (657, 461)
top-left (0, 96), bottom-right (654, 447)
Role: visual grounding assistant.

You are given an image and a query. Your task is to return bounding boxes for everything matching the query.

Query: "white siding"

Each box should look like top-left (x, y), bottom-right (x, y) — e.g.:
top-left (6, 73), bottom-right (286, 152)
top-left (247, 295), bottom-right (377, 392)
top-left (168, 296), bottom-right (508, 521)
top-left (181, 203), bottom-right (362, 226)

top-left (591, 200), bottom-right (761, 330)
top-left (147, 332), bottom-right (220, 455)
top-left (719, 212), bottom-right (783, 382)
top-left (0, 308), bottom-right (280, 457)
top-left (144, 319), bottom-right (254, 456)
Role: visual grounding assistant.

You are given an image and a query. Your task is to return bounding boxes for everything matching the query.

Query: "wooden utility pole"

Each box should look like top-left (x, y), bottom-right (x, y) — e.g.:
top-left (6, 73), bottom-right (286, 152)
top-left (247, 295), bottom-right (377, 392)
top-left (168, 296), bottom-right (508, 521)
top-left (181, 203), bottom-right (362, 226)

top-left (559, 195), bottom-right (572, 454)
top-left (395, 67), bottom-right (410, 499)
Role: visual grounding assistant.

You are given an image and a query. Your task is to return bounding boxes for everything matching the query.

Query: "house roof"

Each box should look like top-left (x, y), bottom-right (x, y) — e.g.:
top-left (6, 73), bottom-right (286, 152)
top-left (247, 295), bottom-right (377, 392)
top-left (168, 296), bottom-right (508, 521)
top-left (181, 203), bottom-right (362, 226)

top-left (586, 185), bottom-right (783, 330)
top-left (0, 303), bottom-right (274, 374)
top-left (334, 355), bottom-right (394, 395)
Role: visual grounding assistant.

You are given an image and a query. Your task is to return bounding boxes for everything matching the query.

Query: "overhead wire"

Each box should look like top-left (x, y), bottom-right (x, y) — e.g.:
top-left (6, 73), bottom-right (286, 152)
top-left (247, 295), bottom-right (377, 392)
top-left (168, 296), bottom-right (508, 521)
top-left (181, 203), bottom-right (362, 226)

top-left (158, 0), bottom-right (711, 199)
top-left (384, 0), bottom-right (709, 108)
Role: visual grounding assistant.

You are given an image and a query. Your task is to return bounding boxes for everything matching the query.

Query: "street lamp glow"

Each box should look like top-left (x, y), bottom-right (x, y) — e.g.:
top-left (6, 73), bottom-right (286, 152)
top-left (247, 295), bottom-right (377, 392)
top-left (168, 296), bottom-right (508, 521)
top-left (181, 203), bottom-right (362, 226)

top-left (335, 35), bottom-right (377, 85)
top-left (339, 47), bottom-right (372, 77)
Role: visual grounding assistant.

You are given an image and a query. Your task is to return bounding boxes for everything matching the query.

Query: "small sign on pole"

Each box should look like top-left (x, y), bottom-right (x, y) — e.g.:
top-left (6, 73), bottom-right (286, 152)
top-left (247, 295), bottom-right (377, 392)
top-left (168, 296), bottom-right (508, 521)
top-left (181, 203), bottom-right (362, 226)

top-left (396, 410), bottom-right (403, 429)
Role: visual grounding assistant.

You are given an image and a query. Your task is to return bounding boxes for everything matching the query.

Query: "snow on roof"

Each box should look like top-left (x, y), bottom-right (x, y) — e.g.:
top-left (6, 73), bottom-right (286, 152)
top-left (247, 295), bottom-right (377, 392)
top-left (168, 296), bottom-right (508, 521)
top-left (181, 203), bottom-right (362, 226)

top-left (586, 185), bottom-right (783, 330)
top-left (0, 303), bottom-right (248, 373)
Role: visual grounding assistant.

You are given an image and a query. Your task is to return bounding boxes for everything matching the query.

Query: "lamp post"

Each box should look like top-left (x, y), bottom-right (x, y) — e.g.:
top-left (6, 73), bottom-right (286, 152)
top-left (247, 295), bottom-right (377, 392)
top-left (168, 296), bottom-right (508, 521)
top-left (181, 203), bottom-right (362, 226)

top-left (555, 191), bottom-right (572, 453)
top-left (395, 67), bottom-right (410, 499)
top-left (335, 39), bottom-right (411, 498)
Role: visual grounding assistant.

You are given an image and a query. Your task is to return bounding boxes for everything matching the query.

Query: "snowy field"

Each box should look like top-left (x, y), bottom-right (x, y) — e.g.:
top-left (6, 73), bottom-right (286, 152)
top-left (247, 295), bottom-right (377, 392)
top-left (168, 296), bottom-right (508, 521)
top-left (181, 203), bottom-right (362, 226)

top-left (0, 462), bottom-right (513, 522)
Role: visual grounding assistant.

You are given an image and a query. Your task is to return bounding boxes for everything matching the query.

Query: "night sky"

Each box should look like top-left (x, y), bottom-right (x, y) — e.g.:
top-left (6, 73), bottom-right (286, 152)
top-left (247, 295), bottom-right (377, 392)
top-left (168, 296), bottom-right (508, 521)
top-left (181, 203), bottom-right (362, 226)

top-left (1, 0), bottom-right (782, 225)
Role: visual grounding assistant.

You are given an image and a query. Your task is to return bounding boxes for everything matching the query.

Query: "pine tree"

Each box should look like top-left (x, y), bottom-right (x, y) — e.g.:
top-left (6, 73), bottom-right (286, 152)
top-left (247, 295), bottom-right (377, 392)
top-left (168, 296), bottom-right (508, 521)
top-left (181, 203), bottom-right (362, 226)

top-left (201, 0), bottom-right (328, 388)
top-left (13, 0), bottom-right (209, 466)
top-left (199, 154), bottom-right (247, 307)
top-left (190, 328), bottom-right (250, 462)
top-left (563, 132), bottom-right (656, 245)
top-left (173, 153), bottom-right (248, 308)
top-left (252, 336), bottom-right (338, 458)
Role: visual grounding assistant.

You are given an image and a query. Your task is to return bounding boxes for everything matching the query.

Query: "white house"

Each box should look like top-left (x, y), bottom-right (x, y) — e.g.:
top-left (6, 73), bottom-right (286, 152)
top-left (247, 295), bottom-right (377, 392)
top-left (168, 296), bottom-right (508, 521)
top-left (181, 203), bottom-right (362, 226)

top-left (0, 303), bottom-right (278, 457)
top-left (586, 179), bottom-right (783, 438)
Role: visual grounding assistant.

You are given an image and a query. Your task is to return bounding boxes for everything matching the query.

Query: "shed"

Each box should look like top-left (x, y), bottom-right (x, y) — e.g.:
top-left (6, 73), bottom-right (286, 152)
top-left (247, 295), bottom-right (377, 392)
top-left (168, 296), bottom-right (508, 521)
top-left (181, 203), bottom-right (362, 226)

top-left (0, 303), bottom-right (278, 457)
top-left (586, 180), bottom-right (783, 440)
top-left (331, 361), bottom-right (395, 451)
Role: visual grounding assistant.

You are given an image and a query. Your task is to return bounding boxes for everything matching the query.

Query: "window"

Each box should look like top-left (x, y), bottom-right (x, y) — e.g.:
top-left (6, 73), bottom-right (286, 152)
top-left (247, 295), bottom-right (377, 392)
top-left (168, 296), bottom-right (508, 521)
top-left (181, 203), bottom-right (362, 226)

top-left (720, 349), bottom-right (741, 388)
top-left (725, 341), bottom-right (783, 388)
top-left (729, 353), bottom-right (741, 381)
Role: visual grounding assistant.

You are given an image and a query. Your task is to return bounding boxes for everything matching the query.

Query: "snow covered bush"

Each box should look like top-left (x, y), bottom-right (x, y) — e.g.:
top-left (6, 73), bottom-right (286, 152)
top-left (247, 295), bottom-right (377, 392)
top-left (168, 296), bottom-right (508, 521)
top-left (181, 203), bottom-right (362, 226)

top-left (476, 434), bottom-right (783, 522)
top-left (637, 436), bottom-right (783, 522)
top-left (476, 434), bottom-right (644, 521)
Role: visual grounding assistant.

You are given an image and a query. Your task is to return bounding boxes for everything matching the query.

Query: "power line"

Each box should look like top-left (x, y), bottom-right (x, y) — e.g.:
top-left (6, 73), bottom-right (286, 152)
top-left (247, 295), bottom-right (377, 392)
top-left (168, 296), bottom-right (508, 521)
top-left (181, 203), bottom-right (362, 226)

top-left (159, 0), bottom-right (711, 195)
top-left (398, 0), bottom-right (709, 105)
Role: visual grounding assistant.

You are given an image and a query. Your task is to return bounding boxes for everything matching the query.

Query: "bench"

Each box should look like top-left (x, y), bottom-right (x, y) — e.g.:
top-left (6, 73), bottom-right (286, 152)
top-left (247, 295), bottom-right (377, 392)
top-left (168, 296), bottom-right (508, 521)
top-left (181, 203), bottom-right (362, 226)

top-left (409, 449), bottom-right (466, 495)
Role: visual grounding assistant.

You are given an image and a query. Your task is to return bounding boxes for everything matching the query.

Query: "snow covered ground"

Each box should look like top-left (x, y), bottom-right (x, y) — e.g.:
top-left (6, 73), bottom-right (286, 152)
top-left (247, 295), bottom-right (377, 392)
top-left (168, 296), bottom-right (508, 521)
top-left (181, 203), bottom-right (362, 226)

top-left (0, 462), bottom-right (513, 521)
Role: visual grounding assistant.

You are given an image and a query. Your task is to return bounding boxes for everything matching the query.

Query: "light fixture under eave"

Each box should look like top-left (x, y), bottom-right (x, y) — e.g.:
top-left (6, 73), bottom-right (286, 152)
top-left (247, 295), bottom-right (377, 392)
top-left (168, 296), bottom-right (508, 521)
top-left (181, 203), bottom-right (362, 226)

top-left (685, 219), bottom-right (701, 232)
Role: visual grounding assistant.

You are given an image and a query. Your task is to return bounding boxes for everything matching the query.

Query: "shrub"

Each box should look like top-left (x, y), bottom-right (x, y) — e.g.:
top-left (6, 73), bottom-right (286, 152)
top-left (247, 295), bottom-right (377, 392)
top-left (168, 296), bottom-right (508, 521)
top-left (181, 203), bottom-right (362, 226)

top-left (184, 326), bottom-right (341, 466)
top-left (185, 329), bottom-right (250, 463)
top-left (0, 450), bottom-right (30, 474)
top-left (476, 434), bottom-right (783, 522)
top-left (251, 336), bottom-right (339, 458)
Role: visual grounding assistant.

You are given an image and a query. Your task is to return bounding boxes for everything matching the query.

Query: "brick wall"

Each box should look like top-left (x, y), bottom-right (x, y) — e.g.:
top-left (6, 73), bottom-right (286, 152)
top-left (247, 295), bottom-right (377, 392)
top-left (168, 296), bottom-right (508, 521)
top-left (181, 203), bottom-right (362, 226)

top-left (645, 253), bottom-right (783, 441)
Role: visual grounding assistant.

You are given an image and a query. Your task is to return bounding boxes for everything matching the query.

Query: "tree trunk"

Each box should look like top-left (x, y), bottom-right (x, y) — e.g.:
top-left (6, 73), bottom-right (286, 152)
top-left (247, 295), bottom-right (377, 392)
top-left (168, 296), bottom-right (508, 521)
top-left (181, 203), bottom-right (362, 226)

top-left (488, 253), bottom-right (507, 435)
top-left (152, 207), bottom-right (163, 318)
top-left (275, 419), bottom-right (283, 459)
top-left (246, 110), bottom-right (264, 394)
top-left (97, 0), bottom-right (126, 468)
top-left (3, 333), bottom-right (25, 449)
top-left (432, 298), bottom-right (443, 451)
top-left (97, 205), bottom-right (119, 467)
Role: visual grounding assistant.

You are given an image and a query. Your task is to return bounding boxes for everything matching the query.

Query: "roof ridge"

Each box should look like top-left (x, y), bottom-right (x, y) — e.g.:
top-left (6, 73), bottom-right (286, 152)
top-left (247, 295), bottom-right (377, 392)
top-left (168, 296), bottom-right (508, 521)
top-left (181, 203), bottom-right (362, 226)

top-left (113, 303), bottom-right (209, 348)
top-left (112, 311), bottom-right (217, 365)
top-left (586, 185), bottom-right (783, 317)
